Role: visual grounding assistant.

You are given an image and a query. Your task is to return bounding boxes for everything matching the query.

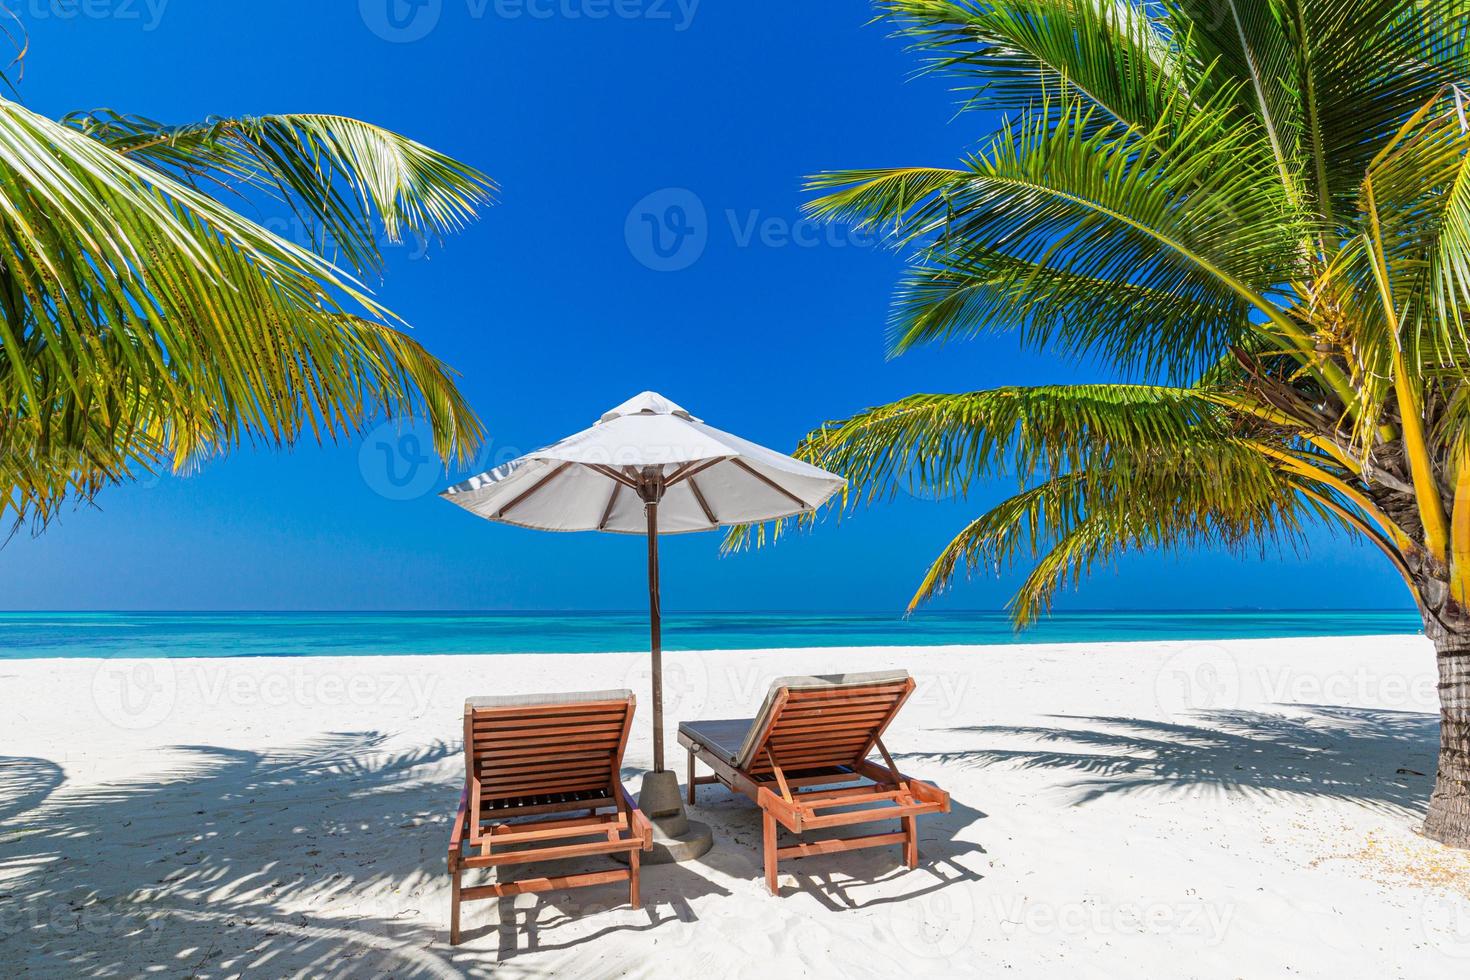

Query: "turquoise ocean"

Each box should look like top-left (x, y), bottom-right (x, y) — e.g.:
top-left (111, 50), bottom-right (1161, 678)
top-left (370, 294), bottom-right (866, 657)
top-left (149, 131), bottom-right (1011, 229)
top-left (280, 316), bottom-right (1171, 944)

top-left (0, 609), bottom-right (1422, 659)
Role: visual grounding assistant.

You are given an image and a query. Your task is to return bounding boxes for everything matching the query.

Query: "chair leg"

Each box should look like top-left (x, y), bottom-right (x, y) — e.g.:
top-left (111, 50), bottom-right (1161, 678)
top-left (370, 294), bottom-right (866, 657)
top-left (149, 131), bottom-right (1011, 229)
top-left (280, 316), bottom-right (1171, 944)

top-left (762, 809), bottom-right (778, 896)
top-left (686, 749), bottom-right (697, 805)
top-left (449, 862), bottom-right (462, 945)
top-left (902, 815), bottom-right (918, 869)
top-left (628, 846), bottom-right (642, 909)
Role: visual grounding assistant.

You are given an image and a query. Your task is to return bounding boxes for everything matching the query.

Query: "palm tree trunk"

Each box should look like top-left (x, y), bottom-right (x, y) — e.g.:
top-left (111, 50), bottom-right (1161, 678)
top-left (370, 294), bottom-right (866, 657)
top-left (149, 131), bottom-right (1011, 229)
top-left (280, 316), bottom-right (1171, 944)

top-left (1423, 622), bottom-right (1470, 848)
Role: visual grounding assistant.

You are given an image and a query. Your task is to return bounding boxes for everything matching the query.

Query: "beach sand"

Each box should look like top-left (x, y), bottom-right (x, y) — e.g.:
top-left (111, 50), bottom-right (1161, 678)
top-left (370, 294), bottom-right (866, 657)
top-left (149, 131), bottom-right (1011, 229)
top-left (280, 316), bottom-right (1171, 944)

top-left (3, 635), bottom-right (1468, 978)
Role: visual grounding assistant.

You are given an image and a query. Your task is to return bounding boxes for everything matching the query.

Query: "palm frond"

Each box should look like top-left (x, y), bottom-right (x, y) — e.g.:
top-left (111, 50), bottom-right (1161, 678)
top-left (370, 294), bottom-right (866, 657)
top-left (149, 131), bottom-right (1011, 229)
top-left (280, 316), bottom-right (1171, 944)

top-left (878, 0), bottom-right (1193, 132)
top-left (796, 384), bottom-right (1228, 504)
top-left (912, 436), bottom-right (1309, 620)
top-left (887, 245), bottom-right (1251, 377)
top-left (63, 110), bottom-right (495, 273)
top-left (809, 91), bottom-right (1314, 381)
top-left (0, 94), bottom-right (488, 529)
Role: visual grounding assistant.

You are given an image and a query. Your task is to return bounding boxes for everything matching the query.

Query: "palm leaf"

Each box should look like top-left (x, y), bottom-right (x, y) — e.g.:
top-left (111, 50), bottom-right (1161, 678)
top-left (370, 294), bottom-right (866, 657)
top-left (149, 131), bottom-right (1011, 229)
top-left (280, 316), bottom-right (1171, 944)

top-left (795, 384), bottom-right (1230, 504)
top-left (808, 92), bottom-right (1318, 383)
top-left (0, 94), bottom-right (490, 529)
top-left (922, 437), bottom-right (1309, 621)
top-left (64, 110), bottom-right (495, 273)
top-left (877, 0), bottom-right (1193, 131)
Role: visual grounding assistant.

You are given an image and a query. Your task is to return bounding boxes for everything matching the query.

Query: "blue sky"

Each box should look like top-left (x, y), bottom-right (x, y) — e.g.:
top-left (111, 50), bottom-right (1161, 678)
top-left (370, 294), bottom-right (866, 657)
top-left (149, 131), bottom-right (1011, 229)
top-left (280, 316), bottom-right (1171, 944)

top-left (0, 1), bottom-right (1407, 613)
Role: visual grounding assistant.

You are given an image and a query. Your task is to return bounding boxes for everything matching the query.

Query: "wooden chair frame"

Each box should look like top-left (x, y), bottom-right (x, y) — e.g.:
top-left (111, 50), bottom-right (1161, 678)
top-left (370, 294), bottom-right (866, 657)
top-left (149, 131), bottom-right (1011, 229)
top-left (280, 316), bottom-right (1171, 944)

top-left (448, 692), bottom-right (653, 944)
top-left (678, 676), bottom-right (950, 895)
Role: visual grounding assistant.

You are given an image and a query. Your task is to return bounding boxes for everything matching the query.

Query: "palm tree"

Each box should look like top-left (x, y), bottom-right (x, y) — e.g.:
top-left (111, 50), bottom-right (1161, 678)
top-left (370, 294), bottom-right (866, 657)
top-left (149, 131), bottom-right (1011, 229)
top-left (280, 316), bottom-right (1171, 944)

top-left (0, 73), bottom-right (492, 529)
top-left (783, 0), bottom-right (1470, 847)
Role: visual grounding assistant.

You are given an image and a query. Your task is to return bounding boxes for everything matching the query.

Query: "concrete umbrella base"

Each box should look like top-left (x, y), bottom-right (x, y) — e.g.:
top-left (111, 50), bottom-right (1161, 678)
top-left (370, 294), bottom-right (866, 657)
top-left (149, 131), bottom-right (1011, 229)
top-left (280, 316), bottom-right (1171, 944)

top-left (617, 769), bottom-right (714, 865)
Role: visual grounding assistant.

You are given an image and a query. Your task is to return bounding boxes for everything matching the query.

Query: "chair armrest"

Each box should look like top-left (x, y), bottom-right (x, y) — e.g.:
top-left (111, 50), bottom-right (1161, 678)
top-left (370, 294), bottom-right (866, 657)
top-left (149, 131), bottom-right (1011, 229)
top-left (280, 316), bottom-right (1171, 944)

top-left (448, 783), bottom-right (469, 867)
top-left (757, 785), bottom-right (804, 832)
top-left (854, 759), bottom-right (951, 812)
top-left (620, 786), bottom-right (655, 850)
top-left (905, 776), bottom-right (950, 812)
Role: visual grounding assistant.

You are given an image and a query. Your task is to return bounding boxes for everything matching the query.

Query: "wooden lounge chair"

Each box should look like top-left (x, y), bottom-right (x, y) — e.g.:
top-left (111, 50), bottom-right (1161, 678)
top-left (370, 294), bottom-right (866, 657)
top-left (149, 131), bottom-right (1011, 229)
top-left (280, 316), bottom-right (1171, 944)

top-left (677, 670), bottom-right (950, 894)
top-left (447, 689), bottom-right (653, 944)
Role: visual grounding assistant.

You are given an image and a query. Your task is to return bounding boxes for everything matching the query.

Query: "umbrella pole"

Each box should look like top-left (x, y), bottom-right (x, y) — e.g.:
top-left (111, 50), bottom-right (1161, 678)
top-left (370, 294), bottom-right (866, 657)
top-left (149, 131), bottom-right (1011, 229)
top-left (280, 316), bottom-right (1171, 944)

top-left (646, 499), bottom-right (664, 773)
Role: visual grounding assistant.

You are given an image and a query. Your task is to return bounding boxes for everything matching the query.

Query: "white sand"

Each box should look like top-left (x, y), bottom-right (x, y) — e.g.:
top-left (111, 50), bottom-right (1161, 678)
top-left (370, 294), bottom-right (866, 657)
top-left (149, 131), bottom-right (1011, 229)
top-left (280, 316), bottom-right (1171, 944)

top-left (3, 635), bottom-right (1469, 978)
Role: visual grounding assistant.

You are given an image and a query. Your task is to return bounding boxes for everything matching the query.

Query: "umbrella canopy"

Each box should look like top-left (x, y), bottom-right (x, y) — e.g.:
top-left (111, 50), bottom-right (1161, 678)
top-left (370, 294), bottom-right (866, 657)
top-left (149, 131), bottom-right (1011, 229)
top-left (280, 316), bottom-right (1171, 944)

top-left (440, 391), bottom-right (845, 532)
top-left (440, 391), bottom-right (846, 775)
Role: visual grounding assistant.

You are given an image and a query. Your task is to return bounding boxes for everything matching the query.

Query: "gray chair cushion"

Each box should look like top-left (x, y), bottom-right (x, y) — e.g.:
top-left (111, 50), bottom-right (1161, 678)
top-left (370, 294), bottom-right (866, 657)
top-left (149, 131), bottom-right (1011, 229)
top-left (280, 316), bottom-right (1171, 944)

top-left (734, 670), bottom-right (909, 766)
top-left (677, 718), bottom-right (755, 767)
top-left (465, 689), bottom-right (632, 711)
top-left (764, 670), bottom-right (910, 693)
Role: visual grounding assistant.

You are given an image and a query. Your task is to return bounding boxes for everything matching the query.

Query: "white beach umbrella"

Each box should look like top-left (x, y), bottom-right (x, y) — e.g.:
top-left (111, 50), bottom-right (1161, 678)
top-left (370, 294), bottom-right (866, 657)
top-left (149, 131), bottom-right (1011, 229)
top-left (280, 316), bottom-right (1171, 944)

top-left (441, 391), bottom-right (846, 775)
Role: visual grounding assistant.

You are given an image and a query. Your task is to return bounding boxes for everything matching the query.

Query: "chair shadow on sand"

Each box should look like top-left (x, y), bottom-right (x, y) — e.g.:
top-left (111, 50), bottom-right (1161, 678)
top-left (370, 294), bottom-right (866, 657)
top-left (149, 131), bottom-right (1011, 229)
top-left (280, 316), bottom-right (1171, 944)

top-left (663, 763), bottom-right (990, 915)
top-left (453, 832), bottom-right (732, 958)
top-left (0, 734), bottom-right (728, 978)
top-left (899, 704), bottom-right (1439, 819)
top-left (442, 763), bottom-right (990, 956)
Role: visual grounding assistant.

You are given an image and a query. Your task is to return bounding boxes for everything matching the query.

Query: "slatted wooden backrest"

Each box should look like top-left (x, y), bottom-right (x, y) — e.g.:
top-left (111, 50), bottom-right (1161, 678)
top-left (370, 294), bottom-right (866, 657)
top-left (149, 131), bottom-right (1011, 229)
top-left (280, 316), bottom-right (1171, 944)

top-left (742, 676), bottom-right (915, 777)
top-left (463, 691), bottom-right (635, 821)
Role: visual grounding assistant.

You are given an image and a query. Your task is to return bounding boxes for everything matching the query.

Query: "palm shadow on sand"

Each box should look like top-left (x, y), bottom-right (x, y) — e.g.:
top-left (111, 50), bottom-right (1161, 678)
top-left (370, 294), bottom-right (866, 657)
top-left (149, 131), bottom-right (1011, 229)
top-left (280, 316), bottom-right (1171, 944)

top-left (0, 734), bottom-right (727, 978)
top-left (900, 704), bottom-right (1438, 817)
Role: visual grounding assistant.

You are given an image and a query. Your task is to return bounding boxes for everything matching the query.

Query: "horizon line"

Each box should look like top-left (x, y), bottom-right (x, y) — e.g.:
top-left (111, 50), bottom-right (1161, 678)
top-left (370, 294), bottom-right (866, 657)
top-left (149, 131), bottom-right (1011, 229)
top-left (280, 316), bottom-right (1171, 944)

top-left (0, 607), bottom-right (1421, 616)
